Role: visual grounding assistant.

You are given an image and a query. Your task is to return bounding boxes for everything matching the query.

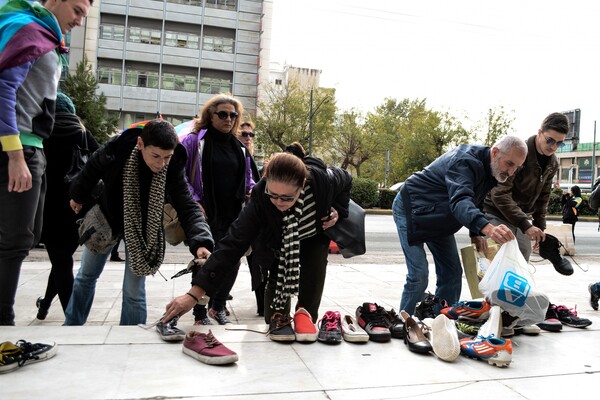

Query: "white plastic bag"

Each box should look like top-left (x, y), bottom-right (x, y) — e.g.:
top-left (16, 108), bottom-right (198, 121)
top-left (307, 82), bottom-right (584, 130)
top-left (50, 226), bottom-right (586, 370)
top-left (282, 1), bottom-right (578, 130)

top-left (478, 240), bottom-right (549, 327)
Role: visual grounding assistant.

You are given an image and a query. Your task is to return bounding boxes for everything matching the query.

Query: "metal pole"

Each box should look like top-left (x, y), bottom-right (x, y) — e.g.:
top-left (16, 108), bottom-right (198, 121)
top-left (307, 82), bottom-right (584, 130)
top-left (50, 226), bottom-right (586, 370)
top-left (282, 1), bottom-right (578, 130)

top-left (592, 120), bottom-right (597, 187)
top-left (308, 88), bottom-right (313, 156)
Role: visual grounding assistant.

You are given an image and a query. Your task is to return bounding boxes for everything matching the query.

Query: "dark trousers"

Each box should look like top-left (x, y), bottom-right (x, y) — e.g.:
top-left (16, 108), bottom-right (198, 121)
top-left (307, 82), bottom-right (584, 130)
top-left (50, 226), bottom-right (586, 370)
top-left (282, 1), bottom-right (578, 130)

top-left (264, 232), bottom-right (330, 324)
top-left (193, 218), bottom-right (239, 320)
top-left (40, 239), bottom-right (78, 312)
top-left (0, 147), bottom-right (46, 325)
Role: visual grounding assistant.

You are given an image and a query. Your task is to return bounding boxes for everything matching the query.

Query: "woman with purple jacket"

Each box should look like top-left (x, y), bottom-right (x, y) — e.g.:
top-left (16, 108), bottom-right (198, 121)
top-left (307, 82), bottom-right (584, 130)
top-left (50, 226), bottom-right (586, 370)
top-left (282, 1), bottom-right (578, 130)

top-left (180, 94), bottom-right (255, 325)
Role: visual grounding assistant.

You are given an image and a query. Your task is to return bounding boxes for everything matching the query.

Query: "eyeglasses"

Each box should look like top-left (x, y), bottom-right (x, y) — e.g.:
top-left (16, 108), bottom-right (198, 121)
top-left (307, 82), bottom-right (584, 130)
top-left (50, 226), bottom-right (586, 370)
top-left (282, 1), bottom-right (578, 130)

top-left (241, 131), bottom-right (255, 138)
top-left (215, 111), bottom-right (239, 120)
top-left (264, 186), bottom-right (298, 202)
top-left (542, 133), bottom-right (565, 148)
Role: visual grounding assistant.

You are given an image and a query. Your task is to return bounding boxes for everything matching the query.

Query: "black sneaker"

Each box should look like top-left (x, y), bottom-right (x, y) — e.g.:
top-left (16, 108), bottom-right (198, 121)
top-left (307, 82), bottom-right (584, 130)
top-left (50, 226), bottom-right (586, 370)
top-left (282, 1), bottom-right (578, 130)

top-left (268, 313), bottom-right (295, 342)
top-left (385, 308), bottom-right (405, 339)
top-left (36, 297), bottom-right (49, 320)
top-left (550, 303), bottom-right (592, 328)
top-left (589, 284), bottom-right (599, 311)
top-left (156, 316), bottom-right (186, 341)
top-left (209, 308), bottom-right (232, 325)
top-left (355, 303), bottom-right (391, 342)
top-left (414, 292), bottom-right (447, 320)
top-left (538, 234), bottom-right (573, 276)
top-left (0, 340), bottom-right (58, 374)
top-left (317, 311), bottom-right (342, 344)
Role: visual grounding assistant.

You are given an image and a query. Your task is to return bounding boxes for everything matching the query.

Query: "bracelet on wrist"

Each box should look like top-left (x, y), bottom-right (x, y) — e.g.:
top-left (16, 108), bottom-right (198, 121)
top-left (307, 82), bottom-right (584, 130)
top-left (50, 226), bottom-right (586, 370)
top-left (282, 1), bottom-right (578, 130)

top-left (186, 292), bottom-right (199, 303)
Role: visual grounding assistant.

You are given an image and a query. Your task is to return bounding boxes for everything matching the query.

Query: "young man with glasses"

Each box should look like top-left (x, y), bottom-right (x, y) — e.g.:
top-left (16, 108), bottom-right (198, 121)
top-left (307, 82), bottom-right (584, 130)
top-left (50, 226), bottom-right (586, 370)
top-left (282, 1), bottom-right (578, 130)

top-left (180, 94), bottom-right (256, 326)
top-left (483, 112), bottom-right (569, 263)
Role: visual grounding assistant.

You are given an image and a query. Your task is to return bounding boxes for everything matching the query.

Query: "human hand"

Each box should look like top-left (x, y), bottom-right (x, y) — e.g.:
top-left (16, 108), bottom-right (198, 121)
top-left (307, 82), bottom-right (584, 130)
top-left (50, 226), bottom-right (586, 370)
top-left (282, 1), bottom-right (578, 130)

top-left (471, 236), bottom-right (488, 252)
top-left (321, 207), bottom-right (338, 230)
top-left (525, 226), bottom-right (545, 246)
top-left (7, 150), bottom-right (32, 192)
top-left (482, 223), bottom-right (515, 244)
top-left (70, 199), bottom-right (84, 214)
top-left (162, 294), bottom-right (197, 323)
top-left (195, 247), bottom-right (211, 259)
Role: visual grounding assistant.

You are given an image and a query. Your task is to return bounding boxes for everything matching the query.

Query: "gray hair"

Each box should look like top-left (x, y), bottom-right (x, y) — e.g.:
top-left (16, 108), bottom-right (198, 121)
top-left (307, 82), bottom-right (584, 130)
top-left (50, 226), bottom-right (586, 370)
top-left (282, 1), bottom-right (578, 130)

top-left (493, 135), bottom-right (527, 156)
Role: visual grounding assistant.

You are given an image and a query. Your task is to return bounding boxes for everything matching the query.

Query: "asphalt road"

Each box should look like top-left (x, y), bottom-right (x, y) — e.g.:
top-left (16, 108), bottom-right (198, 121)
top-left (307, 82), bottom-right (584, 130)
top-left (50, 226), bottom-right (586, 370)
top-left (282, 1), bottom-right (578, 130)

top-left (26, 214), bottom-right (599, 265)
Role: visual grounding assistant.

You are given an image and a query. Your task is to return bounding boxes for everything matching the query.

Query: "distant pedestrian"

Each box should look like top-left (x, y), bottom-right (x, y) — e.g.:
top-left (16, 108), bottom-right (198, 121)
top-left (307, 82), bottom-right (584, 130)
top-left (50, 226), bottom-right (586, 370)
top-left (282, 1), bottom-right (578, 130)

top-left (561, 185), bottom-right (582, 242)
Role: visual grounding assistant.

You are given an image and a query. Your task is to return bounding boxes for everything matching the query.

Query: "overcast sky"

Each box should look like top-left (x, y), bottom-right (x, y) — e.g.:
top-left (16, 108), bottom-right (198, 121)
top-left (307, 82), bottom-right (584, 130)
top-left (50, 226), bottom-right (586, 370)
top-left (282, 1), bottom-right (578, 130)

top-left (270, 0), bottom-right (600, 143)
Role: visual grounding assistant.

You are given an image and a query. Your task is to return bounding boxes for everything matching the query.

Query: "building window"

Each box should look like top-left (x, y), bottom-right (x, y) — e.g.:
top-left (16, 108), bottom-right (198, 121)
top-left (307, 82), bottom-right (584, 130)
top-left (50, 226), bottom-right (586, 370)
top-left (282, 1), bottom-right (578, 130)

top-left (199, 77), bottom-right (232, 94)
top-left (99, 24), bottom-right (125, 41)
top-left (205, 0), bottom-right (236, 11)
top-left (125, 70), bottom-right (159, 89)
top-left (203, 36), bottom-right (234, 53)
top-left (165, 0), bottom-right (202, 6)
top-left (162, 73), bottom-right (197, 92)
top-left (275, 79), bottom-right (282, 85)
top-left (97, 67), bottom-right (123, 85)
top-left (128, 27), bottom-right (161, 45)
top-left (165, 31), bottom-right (200, 50)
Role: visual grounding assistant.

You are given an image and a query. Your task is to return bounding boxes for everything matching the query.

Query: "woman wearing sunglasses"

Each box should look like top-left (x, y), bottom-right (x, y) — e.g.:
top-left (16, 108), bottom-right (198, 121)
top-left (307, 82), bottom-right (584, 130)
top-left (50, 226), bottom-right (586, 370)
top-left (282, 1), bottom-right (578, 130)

top-left (163, 144), bottom-right (352, 341)
top-left (179, 94), bottom-right (256, 326)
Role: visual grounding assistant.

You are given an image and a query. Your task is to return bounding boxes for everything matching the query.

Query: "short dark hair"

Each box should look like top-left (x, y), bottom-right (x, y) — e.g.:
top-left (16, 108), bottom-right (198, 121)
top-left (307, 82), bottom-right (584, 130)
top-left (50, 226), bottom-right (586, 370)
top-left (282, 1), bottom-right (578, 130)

top-left (541, 113), bottom-right (569, 135)
top-left (140, 120), bottom-right (178, 150)
top-left (284, 142), bottom-right (306, 159)
top-left (571, 185), bottom-right (581, 197)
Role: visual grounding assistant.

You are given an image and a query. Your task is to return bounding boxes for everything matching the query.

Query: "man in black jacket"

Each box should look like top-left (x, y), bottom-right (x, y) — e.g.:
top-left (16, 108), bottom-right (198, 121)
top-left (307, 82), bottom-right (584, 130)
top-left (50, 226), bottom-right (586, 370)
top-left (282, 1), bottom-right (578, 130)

top-left (65, 120), bottom-right (213, 326)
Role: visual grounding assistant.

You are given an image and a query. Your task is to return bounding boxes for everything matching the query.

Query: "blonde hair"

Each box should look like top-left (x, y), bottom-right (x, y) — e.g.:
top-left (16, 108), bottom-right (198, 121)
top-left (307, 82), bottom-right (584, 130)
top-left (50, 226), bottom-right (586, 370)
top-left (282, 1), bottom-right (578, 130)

top-left (193, 93), bottom-right (243, 135)
top-left (237, 117), bottom-right (255, 154)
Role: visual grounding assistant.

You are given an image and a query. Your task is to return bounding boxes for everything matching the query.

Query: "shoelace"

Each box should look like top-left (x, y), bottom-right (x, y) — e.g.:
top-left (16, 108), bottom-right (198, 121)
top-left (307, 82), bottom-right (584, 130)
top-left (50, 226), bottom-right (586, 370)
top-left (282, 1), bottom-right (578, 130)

top-left (15, 340), bottom-right (43, 366)
top-left (321, 311), bottom-right (340, 331)
top-left (202, 331), bottom-right (221, 348)
top-left (555, 304), bottom-right (578, 317)
top-left (268, 314), bottom-right (292, 334)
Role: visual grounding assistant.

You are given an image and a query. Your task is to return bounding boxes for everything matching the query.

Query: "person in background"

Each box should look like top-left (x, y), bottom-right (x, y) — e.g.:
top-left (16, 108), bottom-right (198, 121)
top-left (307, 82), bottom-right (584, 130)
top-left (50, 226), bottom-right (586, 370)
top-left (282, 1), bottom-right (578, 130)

top-left (162, 148), bottom-right (352, 342)
top-left (35, 93), bottom-right (100, 320)
top-left (180, 94), bottom-right (255, 325)
top-left (65, 120), bottom-right (213, 326)
top-left (0, 0), bottom-right (93, 325)
top-left (236, 118), bottom-right (263, 315)
top-left (561, 185), bottom-right (582, 242)
top-left (392, 135), bottom-right (528, 316)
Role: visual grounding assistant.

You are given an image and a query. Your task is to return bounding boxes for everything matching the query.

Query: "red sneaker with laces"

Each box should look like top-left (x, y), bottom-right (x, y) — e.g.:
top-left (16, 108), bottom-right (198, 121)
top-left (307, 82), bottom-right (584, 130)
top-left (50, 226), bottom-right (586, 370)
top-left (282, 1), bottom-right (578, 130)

top-left (182, 330), bottom-right (238, 365)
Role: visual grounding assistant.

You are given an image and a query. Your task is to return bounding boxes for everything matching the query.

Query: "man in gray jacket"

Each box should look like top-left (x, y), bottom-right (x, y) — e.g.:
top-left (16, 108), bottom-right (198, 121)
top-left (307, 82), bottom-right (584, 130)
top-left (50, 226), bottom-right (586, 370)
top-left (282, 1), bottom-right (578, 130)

top-left (392, 136), bottom-right (527, 315)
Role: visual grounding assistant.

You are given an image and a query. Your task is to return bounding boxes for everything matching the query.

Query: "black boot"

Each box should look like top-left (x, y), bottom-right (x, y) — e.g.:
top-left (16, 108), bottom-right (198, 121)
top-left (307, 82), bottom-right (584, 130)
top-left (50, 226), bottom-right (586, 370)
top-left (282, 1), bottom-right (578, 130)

top-left (539, 234), bottom-right (573, 276)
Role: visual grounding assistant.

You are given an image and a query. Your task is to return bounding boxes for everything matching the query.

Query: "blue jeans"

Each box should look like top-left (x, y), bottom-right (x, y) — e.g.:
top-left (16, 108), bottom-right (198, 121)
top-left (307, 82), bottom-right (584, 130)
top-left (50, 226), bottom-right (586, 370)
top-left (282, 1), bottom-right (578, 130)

top-left (65, 245), bottom-right (146, 325)
top-left (392, 192), bottom-right (462, 315)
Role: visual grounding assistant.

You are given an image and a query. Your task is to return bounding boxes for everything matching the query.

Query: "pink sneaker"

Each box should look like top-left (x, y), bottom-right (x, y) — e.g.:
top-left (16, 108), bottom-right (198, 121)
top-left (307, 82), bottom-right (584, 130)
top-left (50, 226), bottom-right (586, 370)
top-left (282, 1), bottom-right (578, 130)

top-left (182, 330), bottom-right (238, 365)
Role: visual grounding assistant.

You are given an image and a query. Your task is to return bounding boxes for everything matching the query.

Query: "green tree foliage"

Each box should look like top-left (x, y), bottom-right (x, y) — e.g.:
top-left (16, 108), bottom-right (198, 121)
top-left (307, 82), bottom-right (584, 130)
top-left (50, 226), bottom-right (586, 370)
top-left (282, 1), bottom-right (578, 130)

top-left (326, 110), bottom-right (377, 177)
top-left (362, 98), bottom-right (473, 185)
top-left (256, 80), bottom-right (336, 157)
top-left (61, 54), bottom-right (118, 143)
top-left (479, 106), bottom-right (515, 146)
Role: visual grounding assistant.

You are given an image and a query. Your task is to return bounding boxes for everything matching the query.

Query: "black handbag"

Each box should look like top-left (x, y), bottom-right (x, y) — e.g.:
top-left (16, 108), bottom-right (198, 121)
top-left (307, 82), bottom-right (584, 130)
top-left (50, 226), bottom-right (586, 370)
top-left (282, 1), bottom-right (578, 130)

top-left (64, 130), bottom-right (89, 184)
top-left (325, 199), bottom-right (366, 258)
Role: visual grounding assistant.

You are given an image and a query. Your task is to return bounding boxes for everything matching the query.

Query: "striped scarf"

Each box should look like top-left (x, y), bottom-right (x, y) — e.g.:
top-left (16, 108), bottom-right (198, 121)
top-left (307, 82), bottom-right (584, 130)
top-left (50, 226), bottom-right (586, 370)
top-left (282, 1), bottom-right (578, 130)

top-left (122, 145), bottom-right (167, 276)
top-left (271, 184), bottom-right (317, 310)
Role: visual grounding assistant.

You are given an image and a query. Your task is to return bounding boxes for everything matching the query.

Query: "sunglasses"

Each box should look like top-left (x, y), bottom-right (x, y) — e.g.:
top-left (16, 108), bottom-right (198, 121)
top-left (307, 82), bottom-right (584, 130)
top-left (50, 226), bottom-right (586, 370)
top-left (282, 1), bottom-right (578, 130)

top-left (542, 133), bottom-right (565, 148)
top-left (241, 131), bottom-right (255, 138)
top-left (215, 111), bottom-right (239, 120)
top-left (264, 186), bottom-right (298, 202)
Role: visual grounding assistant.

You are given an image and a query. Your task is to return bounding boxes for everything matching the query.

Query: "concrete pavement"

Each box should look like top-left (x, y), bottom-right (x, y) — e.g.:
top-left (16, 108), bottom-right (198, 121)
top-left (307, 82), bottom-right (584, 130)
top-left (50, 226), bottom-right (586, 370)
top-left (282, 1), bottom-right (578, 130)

top-left (1, 248), bottom-right (600, 399)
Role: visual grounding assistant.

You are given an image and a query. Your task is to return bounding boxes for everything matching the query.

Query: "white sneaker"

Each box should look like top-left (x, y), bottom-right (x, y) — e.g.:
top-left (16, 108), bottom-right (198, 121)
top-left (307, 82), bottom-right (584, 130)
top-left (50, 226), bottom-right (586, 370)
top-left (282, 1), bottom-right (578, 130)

top-left (515, 324), bottom-right (541, 335)
top-left (478, 305), bottom-right (502, 339)
top-left (341, 315), bottom-right (369, 343)
top-left (429, 314), bottom-right (460, 362)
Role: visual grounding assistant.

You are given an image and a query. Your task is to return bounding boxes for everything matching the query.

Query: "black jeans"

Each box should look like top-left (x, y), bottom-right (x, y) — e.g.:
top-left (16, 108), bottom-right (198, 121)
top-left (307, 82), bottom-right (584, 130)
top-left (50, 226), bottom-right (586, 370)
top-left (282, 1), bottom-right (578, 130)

top-left (0, 147), bottom-right (46, 325)
top-left (264, 232), bottom-right (330, 324)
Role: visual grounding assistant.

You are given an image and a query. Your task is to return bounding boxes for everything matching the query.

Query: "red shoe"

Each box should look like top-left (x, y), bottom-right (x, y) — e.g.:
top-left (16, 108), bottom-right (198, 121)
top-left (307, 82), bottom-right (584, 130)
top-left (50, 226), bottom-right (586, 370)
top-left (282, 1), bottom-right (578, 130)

top-left (441, 300), bottom-right (491, 321)
top-left (182, 330), bottom-right (238, 365)
top-left (293, 308), bottom-right (317, 342)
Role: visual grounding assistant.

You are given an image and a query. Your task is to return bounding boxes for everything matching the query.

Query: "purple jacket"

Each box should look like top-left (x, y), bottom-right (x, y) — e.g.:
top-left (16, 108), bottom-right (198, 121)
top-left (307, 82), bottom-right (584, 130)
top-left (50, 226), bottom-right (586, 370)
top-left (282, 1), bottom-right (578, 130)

top-left (180, 128), bottom-right (255, 206)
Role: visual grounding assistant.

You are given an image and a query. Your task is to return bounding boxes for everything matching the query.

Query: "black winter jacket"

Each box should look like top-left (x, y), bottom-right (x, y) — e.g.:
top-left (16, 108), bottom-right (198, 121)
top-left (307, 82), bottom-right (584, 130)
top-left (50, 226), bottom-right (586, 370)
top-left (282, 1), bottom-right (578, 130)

top-left (192, 156), bottom-right (352, 296)
top-left (69, 128), bottom-right (214, 255)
